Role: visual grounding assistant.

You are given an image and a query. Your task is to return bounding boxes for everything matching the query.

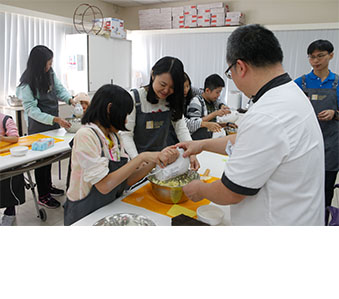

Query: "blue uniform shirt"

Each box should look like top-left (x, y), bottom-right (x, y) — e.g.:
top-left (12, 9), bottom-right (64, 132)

top-left (295, 70), bottom-right (339, 108)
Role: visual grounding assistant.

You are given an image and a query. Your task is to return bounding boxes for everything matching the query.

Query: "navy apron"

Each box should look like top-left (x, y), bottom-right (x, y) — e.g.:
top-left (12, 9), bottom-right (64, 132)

top-left (132, 89), bottom-right (171, 153)
top-left (28, 73), bottom-right (59, 134)
top-left (63, 128), bottom-right (128, 226)
top-left (302, 74), bottom-right (339, 171)
top-left (190, 95), bottom-right (212, 140)
top-left (0, 116), bottom-right (25, 209)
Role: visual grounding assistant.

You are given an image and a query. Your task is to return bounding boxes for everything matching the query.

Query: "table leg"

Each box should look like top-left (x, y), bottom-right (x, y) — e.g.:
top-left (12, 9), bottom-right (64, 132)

top-left (25, 171), bottom-right (41, 220)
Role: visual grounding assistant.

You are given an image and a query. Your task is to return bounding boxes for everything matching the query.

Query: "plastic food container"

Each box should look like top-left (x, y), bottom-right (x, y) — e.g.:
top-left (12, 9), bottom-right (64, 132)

top-left (197, 205), bottom-right (224, 225)
top-left (10, 146), bottom-right (28, 157)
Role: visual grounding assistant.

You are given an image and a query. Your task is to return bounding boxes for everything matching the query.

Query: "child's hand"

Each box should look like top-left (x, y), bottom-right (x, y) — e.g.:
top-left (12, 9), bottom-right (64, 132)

top-left (159, 147), bottom-right (180, 166)
top-left (202, 121), bottom-right (222, 132)
top-left (220, 105), bottom-right (231, 115)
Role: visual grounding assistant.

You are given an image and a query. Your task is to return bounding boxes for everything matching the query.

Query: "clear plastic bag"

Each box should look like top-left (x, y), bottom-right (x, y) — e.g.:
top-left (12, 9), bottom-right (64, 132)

top-left (154, 148), bottom-right (189, 181)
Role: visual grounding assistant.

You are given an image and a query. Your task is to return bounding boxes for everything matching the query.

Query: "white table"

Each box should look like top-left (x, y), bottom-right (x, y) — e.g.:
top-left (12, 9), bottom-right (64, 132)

top-left (0, 128), bottom-right (74, 175)
top-left (0, 128), bottom-right (74, 221)
top-left (73, 151), bottom-right (231, 226)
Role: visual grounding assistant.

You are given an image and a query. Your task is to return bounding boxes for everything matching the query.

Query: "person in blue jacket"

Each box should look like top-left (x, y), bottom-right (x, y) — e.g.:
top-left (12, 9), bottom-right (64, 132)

top-left (16, 45), bottom-right (76, 209)
top-left (295, 39), bottom-right (339, 225)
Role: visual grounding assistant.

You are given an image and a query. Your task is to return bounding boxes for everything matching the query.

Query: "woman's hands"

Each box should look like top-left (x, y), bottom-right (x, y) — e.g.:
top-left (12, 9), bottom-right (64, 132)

top-left (53, 117), bottom-right (71, 129)
top-left (318, 109), bottom-right (335, 121)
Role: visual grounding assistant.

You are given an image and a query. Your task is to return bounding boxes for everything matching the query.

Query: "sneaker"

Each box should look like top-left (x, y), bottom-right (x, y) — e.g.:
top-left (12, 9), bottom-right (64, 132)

top-left (1, 215), bottom-right (16, 226)
top-left (38, 195), bottom-right (61, 209)
top-left (49, 185), bottom-right (65, 197)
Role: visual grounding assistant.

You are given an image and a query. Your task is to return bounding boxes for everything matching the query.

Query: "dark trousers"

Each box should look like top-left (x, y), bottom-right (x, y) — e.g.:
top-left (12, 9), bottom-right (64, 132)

top-left (34, 164), bottom-right (52, 198)
top-left (325, 171), bottom-right (338, 225)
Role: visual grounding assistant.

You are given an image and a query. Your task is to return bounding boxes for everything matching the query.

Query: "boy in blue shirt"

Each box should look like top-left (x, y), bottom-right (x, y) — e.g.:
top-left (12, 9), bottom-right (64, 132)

top-left (295, 39), bottom-right (339, 225)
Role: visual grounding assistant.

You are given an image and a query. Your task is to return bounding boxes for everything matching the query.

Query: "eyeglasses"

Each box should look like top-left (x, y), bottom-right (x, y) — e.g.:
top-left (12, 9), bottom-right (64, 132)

top-left (225, 61), bottom-right (237, 79)
top-left (308, 53), bottom-right (329, 60)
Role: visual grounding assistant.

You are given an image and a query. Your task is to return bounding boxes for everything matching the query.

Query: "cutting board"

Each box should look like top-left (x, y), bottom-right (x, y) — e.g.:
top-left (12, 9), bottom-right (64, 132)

top-left (0, 134), bottom-right (64, 156)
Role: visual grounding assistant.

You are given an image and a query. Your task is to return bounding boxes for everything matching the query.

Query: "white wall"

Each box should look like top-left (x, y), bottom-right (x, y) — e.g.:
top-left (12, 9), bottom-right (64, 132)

top-left (119, 0), bottom-right (339, 29)
top-left (0, 0), bottom-right (121, 20)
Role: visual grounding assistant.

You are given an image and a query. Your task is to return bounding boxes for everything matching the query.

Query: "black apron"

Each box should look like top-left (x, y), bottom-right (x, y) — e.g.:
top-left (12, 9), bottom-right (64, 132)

top-left (302, 74), bottom-right (339, 171)
top-left (190, 95), bottom-right (212, 140)
top-left (63, 128), bottom-right (128, 226)
top-left (0, 116), bottom-right (25, 209)
top-left (132, 89), bottom-right (171, 153)
top-left (28, 75), bottom-right (59, 134)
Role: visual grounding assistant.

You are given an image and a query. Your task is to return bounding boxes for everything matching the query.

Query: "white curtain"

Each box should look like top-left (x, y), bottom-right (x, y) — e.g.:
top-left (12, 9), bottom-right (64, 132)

top-left (0, 11), bottom-right (75, 106)
top-left (129, 27), bottom-right (339, 102)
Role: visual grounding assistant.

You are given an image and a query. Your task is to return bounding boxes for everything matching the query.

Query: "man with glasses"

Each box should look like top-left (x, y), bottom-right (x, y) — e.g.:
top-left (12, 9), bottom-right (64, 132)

top-left (295, 40), bottom-right (339, 225)
top-left (176, 24), bottom-right (324, 225)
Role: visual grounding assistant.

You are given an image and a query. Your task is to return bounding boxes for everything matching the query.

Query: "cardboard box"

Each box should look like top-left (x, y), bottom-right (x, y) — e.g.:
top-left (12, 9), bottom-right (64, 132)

top-left (211, 7), bottom-right (227, 14)
top-left (209, 2), bottom-right (225, 8)
top-left (225, 12), bottom-right (245, 26)
top-left (184, 8), bottom-right (197, 15)
top-left (198, 8), bottom-right (211, 14)
top-left (184, 5), bottom-right (197, 11)
top-left (197, 3), bottom-right (211, 10)
top-left (139, 8), bottom-right (160, 15)
top-left (226, 11), bottom-right (244, 17)
top-left (172, 6), bottom-right (184, 15)
top-left (160, 7), bottom-right (172, 14)
top-left (197, 17), bottom-right (210, 27)
top-left (111, 17), bottom-right (125, 39)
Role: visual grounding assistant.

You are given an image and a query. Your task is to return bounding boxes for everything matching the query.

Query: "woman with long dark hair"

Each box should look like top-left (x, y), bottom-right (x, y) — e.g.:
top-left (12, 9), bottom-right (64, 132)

top-left (64, 84), bottom-right (178, 225)
top-left (120, 57), bottom-right (199, 169)
top-left (16, 45), bottom-right (76, 208)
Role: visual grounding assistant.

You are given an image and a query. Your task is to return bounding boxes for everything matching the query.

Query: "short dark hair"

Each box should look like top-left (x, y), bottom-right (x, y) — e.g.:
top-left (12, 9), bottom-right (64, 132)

top-left (147, 56), bottom-right (185, 121)
top-left (19, 45), bottom-right (54, 97)
top-left (226, 24), bottom-right (283, 67)
top-left (204, 74), bottom-right (225, 91)
top-left (81, 84), bottom-right (133, 131)
top-left (307, 40), bottom-right (334, 55)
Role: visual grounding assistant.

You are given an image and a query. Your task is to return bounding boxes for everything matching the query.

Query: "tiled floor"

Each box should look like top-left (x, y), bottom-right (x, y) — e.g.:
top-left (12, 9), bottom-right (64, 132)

top-left (0, 158), bottom-right (69, 226)
top-left (1, 158), bottom-right (339, 226)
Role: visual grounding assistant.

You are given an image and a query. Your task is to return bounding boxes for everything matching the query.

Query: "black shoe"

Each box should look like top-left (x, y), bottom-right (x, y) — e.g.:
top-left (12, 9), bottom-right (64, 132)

top-left (38, 195), bottom-right (61, 209)
top-left (49, 185), bottom-right (65, 197)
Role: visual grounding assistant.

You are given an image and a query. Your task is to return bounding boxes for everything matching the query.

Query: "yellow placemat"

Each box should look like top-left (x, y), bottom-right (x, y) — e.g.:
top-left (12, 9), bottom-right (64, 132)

top-left (0, 134), bottom-right (64, 156)
top-left (122, 176), bottom-right (219, 218)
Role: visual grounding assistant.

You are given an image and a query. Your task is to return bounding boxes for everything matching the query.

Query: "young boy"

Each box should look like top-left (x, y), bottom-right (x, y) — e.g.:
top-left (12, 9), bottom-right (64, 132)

top-left (295, 39), bottom-right (339, 225)
top-left (0, 113), bottom-right (26, 225)
top-left (186, 74), bottom-right (230, 140)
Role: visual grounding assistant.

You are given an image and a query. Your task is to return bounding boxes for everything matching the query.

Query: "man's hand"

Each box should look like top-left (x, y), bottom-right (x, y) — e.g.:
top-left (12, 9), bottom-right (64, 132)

top-left (189, 155), bottom-right (200, 171)
top-left (318, 109), bottom-right (335, 121)
top-left (175, 140), bottom-right (204, 158)
top-left (183, 180), bottom-right (204, 202)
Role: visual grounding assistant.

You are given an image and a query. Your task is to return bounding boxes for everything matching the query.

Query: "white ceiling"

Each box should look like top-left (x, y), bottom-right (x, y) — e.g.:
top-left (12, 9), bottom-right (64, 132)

top-left (102, 0), bottom-right (189, 7)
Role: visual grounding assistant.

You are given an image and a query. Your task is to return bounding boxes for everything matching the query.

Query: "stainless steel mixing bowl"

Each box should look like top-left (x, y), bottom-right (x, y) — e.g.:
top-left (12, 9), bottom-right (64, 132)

top-left (148, 170), bottom-right (200, 204)
top-left (65, 117), bottom-right (82, 133)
